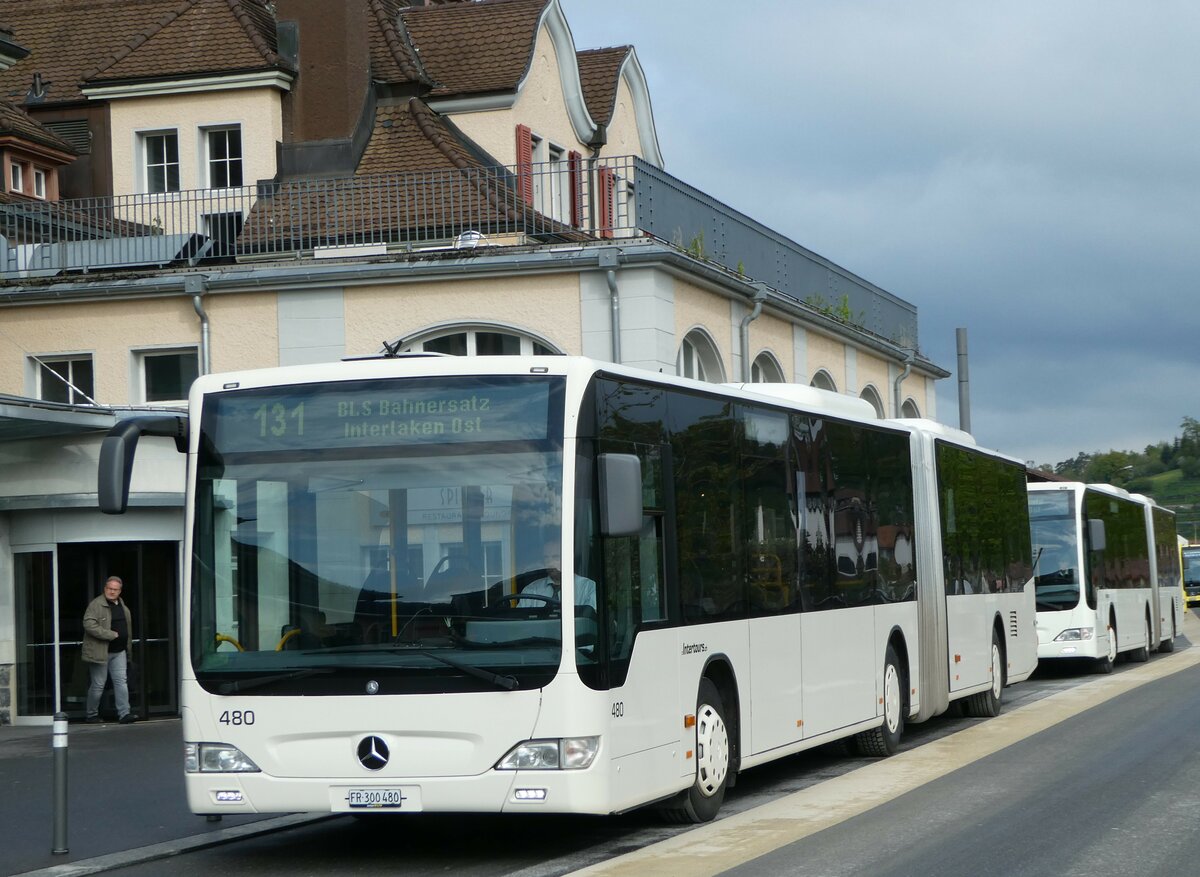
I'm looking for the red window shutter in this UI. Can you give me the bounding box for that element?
[598,165,615,239]
[568,150,583,227]
[515,124,533,207]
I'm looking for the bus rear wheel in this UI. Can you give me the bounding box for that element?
[658,678,730,824]
[1129,617,1152,663]
[1158,611,1177,653]
[963,631,1005,718]
[855,644,905,757]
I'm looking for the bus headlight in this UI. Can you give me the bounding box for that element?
[496,737,600,771]
[185,742,261,773]
[1053,628,1094,642]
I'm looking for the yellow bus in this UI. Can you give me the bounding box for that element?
[1183,539,1200,608]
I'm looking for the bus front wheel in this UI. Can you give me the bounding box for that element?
[658,678,730,824]
[1095,621,1116,674]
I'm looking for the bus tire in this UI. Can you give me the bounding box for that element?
[1130,617,1152,663]
[1094,619,1116,674]
[963,630,1005,718]
[658,678,730,824]
[1159,611,1177,653]
[855,644,905,757]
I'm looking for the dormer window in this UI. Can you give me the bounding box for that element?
[33,168,47,199]
[9,161,23,193]
[204,126,243,189]
[141,130,180,193]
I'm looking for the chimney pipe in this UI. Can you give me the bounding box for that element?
[956,327,971,434]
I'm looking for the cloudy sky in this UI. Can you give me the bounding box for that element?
[559,0,1199,467]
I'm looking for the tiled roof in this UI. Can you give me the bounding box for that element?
[368,0,426,85]
[576,46,628,128]
[238,96,588,251]
[357,97,485,176]
[0,0,284,105]
[398,0,549,98]
[85,0,287,85]
[0,98,75,154]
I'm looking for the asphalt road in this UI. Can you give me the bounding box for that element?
[51,645,1195,877]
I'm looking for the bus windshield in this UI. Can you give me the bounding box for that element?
[190,375,568,694]
[1028,491,1081,611]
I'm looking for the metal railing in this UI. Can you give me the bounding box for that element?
[0,154,918,346]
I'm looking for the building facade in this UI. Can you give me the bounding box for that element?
[0,0,945,724]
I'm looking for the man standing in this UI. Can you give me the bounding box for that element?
[82,576,137,724]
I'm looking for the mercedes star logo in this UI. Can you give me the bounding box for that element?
[357,735,390,771]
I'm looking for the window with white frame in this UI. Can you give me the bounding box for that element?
[33,167,47,199]
[400,328,557,357]
[9,161,23,193]
[139,348,199,402]
[35,355,94,405]
[676,331,725,383]
[750,352,785,383]
[204,126,243,189]
[531,136,570,223]
[810,369,838,392]
[141,131,180,193]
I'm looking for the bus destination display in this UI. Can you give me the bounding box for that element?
[206,377,558,452]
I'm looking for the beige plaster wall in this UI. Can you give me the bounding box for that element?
[0,292,279,403]
[857,350,890,409]
[207,292,280,373]
[673,278,732,379]
[450,24,587,164]
[1,297,200,404]
[746,312,794,378]
[342,273,582,356]
[806,332,846,390]
[108,87,283,196]
[602,71,644,160]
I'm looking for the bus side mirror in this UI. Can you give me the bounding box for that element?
[98,416,188,514]
[598,453,642,537]
[1087,518,1107,552]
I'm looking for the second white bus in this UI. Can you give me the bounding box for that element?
[1029,482,1179,671]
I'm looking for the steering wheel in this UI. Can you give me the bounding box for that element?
[491,591,560,609]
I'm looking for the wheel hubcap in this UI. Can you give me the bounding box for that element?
[695,702,729,797]
[883,664,901,733]
[1107,626,1117,662]
[991,643,1002,699]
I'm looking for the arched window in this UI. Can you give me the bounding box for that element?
[396,326,558,357]
[750,351,785,383]
[859,385,885,418]
[810,369,837,392]
[901,399,921,418]
[676,330,725,383]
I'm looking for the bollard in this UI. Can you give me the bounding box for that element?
[52,712,68,855]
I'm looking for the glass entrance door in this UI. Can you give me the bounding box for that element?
[56,542,179,720]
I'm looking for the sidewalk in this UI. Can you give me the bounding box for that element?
[0,717,308,877]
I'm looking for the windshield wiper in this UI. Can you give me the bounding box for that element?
[404,647,520,691]
[309,645,520,691]
[216,667,335,695]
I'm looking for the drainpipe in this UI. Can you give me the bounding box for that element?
[739,282,769,382]
[599,248,621,364]
[185,274,211,375]
[893,349,914,417]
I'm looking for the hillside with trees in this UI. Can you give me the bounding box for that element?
[1031,417,1200,541]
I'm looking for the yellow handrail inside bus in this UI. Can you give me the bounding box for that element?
[215,633,244,652]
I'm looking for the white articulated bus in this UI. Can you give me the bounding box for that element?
[1029,482,1178,672]
[99,356,1035,822]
